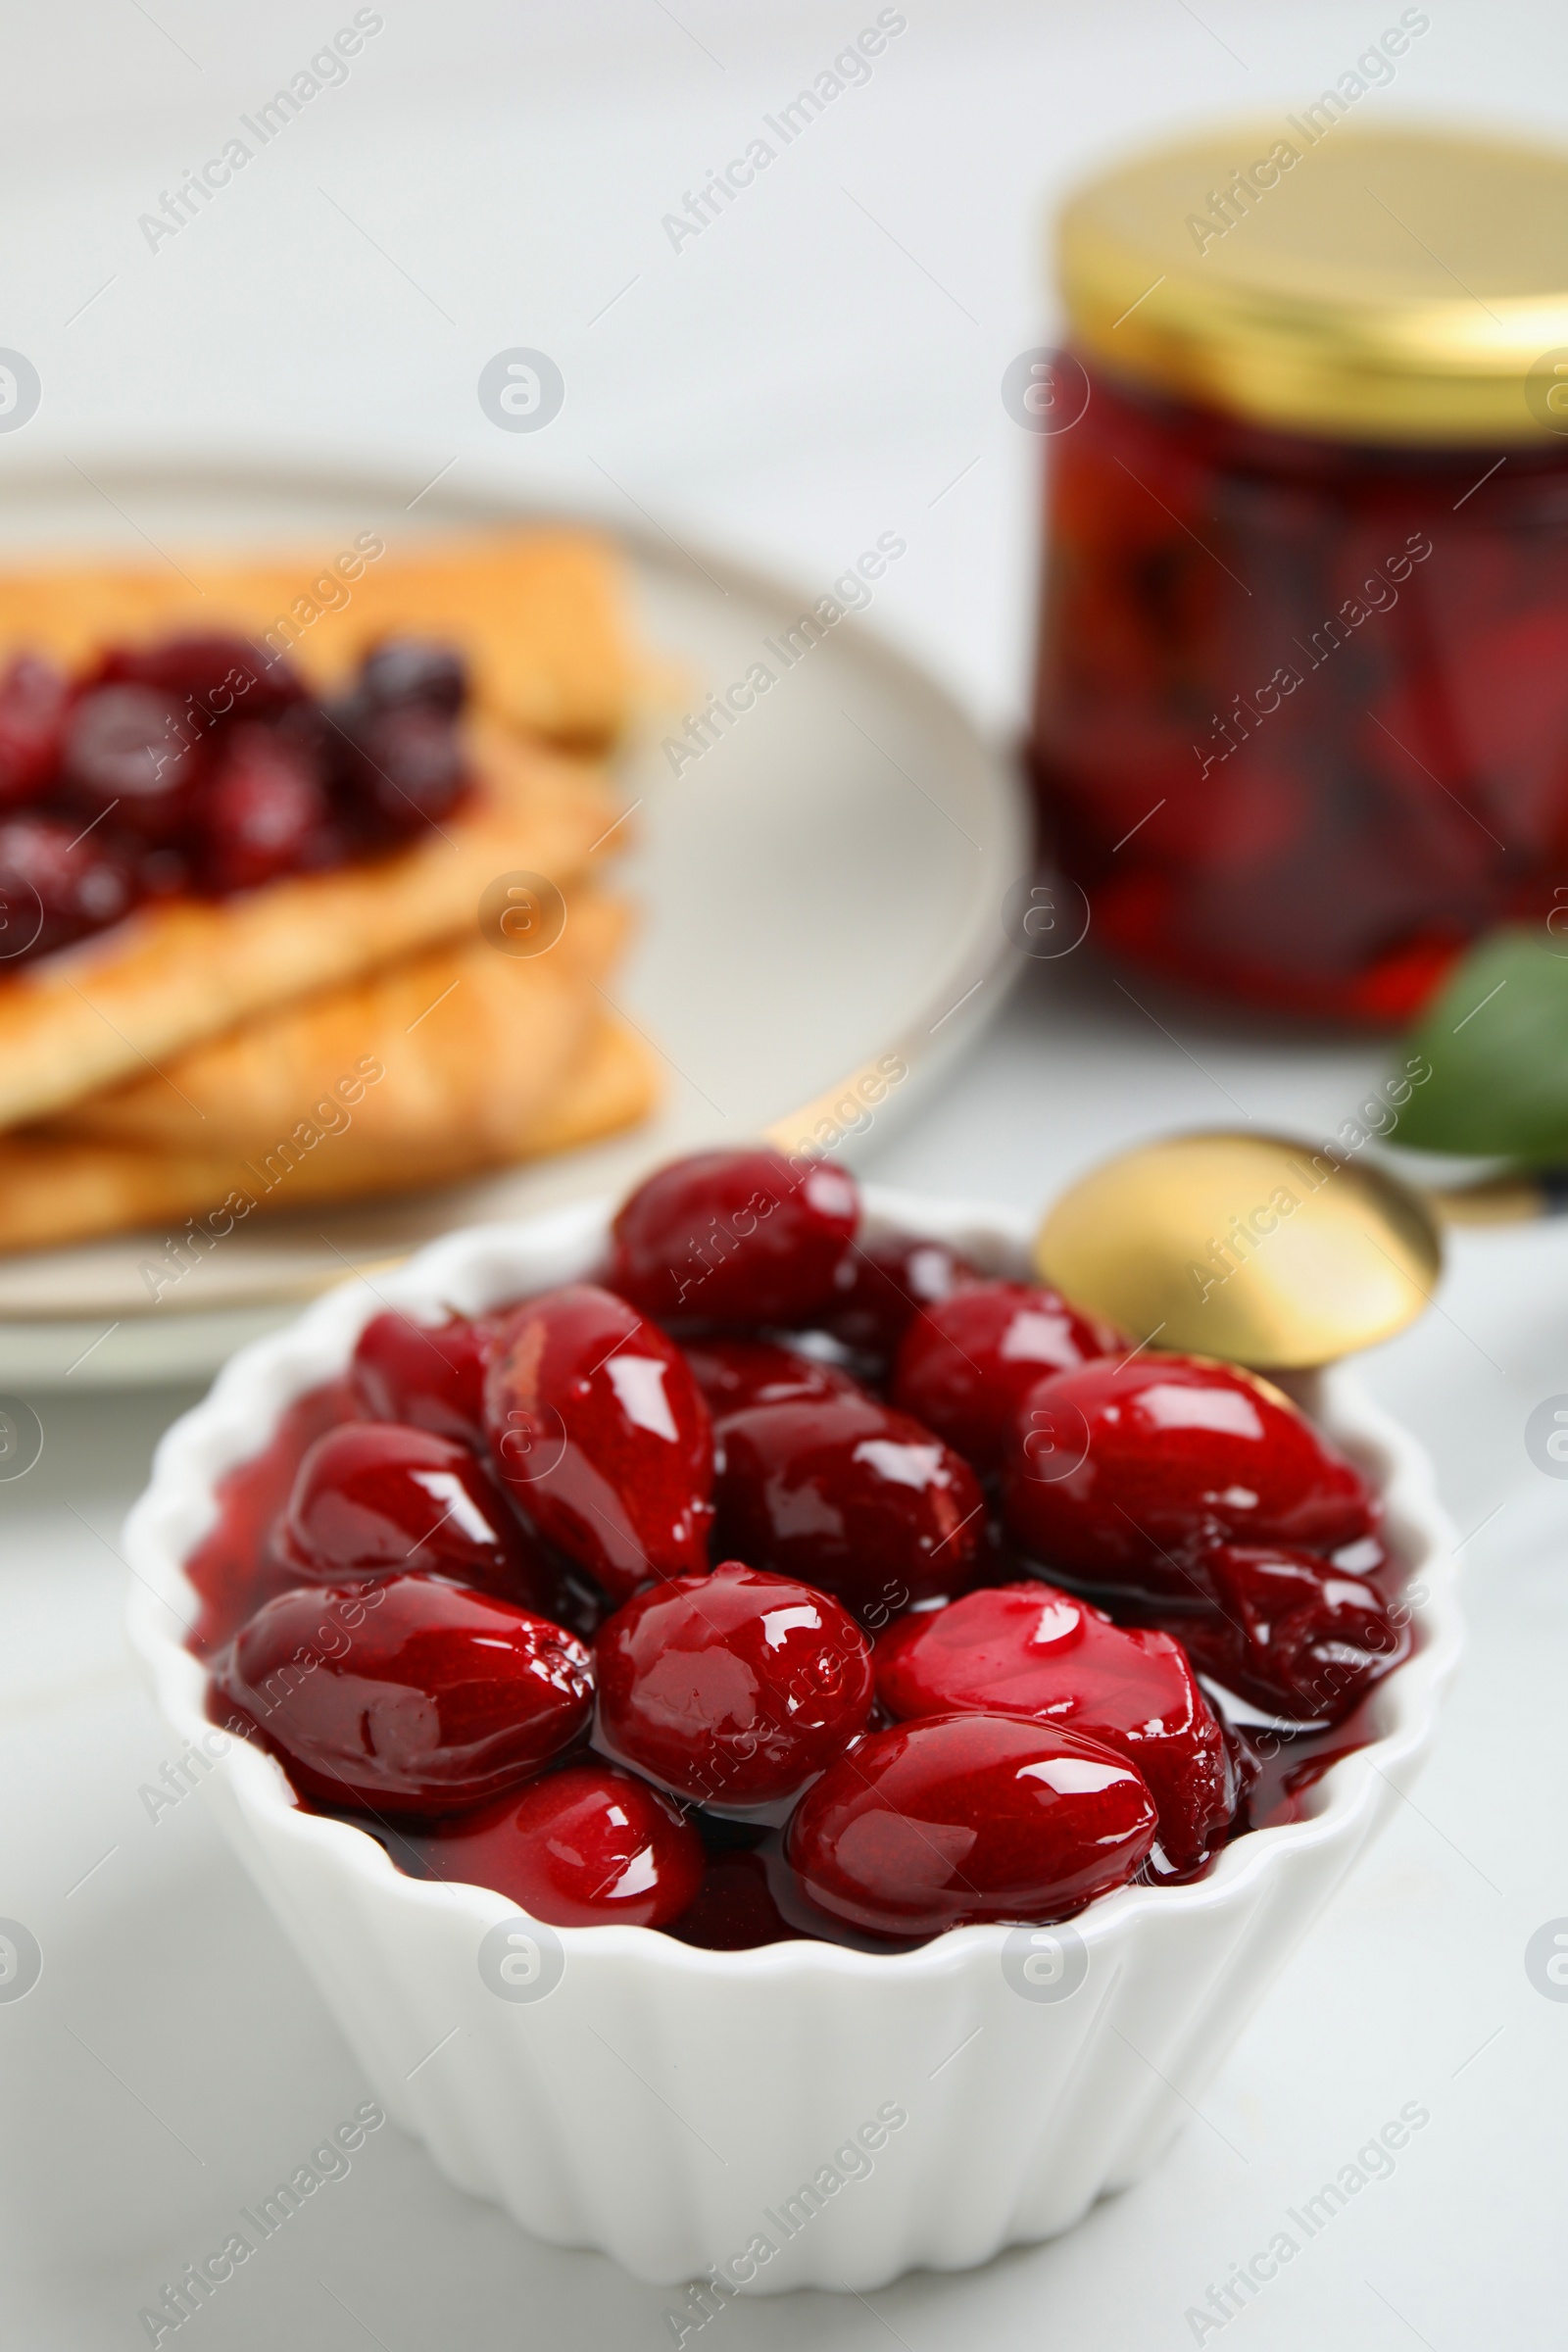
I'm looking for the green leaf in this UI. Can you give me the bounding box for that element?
[1397,926,1568,1163]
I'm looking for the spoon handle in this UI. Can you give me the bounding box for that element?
[1426,1170,1568,1224]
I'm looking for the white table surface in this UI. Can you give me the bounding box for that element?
[3,4,1566,2344]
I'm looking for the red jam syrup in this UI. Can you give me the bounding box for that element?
[184,1376,359,1657]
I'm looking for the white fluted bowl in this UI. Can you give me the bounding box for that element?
[123,1188,1462,2294]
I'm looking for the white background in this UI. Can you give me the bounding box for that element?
[2,4,1567,2345]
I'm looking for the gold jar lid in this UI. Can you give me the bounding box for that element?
[1059,120,1568,444]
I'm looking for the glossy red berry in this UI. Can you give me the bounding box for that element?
[823,1233,979,1363]
[874,1582,1231,1869]
[341,702,467,835]
[96,631,304,721]
[666,1849,805,1948]
[484,1283,714,1605]
[714,1394,986,1622]
[408,1761,703,1927]
[194,723,330,893]
[0,656,68,807]
[1149,1542,1406,1723]
[63,682,203,838]
[680,1337,861,1427]
[595,1561,874,1807]
[608,1148,858,1327]
[360,636,467,714]
[1002,1354,1378,1596]
[0,814,138,962]
[279,1421,551,1608]
[352,1310,491,1445]
[213,1575,593,1817]
[893,1279,1124,1470]
[786,1712,1156,1936]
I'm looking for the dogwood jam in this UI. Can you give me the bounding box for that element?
[1032,122,1568,1023]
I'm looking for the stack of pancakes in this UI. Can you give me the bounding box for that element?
[0,529,658,1254]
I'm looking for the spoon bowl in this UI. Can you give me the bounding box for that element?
[1033,1129,1444,1368]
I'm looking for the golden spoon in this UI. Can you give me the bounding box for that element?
[1033,1129,1446,1369]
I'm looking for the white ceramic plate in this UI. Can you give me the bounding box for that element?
[0,459,1029,1385]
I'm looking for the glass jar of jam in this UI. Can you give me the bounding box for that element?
[1031,122,1568,1024]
